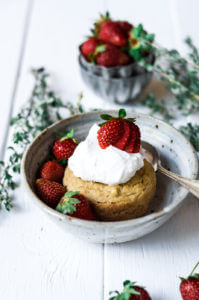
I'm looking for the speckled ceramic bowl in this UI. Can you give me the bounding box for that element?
[21,111,198,244]
[78,53,155,104]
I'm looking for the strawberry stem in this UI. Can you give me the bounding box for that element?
[118,108,126,118]
[190,261,199,277]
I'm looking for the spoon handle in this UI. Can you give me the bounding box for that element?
[158,165,199,198]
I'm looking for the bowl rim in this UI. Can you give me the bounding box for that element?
[21,110,198,228]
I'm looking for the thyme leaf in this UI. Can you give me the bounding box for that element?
[0,68,84,211]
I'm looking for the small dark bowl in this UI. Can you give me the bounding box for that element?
[78,56,154,103]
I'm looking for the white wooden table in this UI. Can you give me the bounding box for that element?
[1,1,199,299]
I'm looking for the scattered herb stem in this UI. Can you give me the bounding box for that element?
[0,68,84,210]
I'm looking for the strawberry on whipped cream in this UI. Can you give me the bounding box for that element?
[68,124,144,185]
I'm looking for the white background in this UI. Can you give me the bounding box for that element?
[0,0,199,299]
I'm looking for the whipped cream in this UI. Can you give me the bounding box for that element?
[68,124,144,185]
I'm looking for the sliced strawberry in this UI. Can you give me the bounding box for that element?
[97,119,124,149]
[132,123,141,153]
[112,120,130,150]
[124,123,137,153]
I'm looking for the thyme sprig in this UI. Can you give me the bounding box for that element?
[179,123,199,152]
[0,68,84,210]
[131,22,199,114]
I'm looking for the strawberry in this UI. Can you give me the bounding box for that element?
[96,44,129,67]
[97,109,140,152]
[99,20,127,46]
[56,191,95,221]
[109,280,151,300]
[97,119,124,149]
[118,21,133,35]
[81,37,99,60]
[124,123,141,153]
[53,129,77,162]
[180,262,199,300]
[40,161,64,182]
[36,178,66,208]
[113,120,130,150]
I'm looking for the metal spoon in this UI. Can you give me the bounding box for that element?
[142,141,199,198]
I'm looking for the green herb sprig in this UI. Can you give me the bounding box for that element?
[135,23,199,115]
[0,68,84,211]
[179,123,199,151]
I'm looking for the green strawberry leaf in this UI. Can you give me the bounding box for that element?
[100,114,113,120]
[60,129,74,142]
[132,24,143,38]
[56,191,80,215]
[145,33,155,42]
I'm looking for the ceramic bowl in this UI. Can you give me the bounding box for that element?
[78,53,155,104]
[21,111,198,244]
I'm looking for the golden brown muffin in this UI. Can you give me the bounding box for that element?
[63,160,156,221]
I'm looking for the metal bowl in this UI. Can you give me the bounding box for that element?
[21,111,198,244]
[79,56,153,103]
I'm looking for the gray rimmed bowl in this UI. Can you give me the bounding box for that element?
[78,56,154,104]
[21,111,198,244]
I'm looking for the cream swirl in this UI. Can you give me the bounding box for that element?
[68,124,144,185]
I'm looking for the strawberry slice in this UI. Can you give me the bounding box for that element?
[124,123,141,153]
[124,123,137,153]
[132,123,141,153]
[97,119,124,149]
[112,120,130,150]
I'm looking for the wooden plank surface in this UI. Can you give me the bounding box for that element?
[0,0,29,157]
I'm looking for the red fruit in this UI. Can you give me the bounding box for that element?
[124,123,141,153]
[113,120,130,150]
[96,44,129,67]
[81,37,99,60]
[53,130,77,162]
[130,286,151,300]
[97,119,124,149]
[99,20,127,46]
[109,280,151,300]
[180,262,199,300]
[97,109,141,153]
[56,192,95,221]
[118,21,133,35]
[36,178,66,208]
[40,161,64,182]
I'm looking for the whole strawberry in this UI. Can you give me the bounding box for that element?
[36,178,66,208]
[118,21,133,35]
[109,280,151,300]
[53,129,77,162]
[180,262,199,300]
[81,37,99,61]
[99,20,127,46]
[96,44,129,67]
[97,109,141,153]
[56,191,95,221]
[40,161,64,182]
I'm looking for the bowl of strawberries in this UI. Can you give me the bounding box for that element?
[21,110,198,243]
[79,12,155,103]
